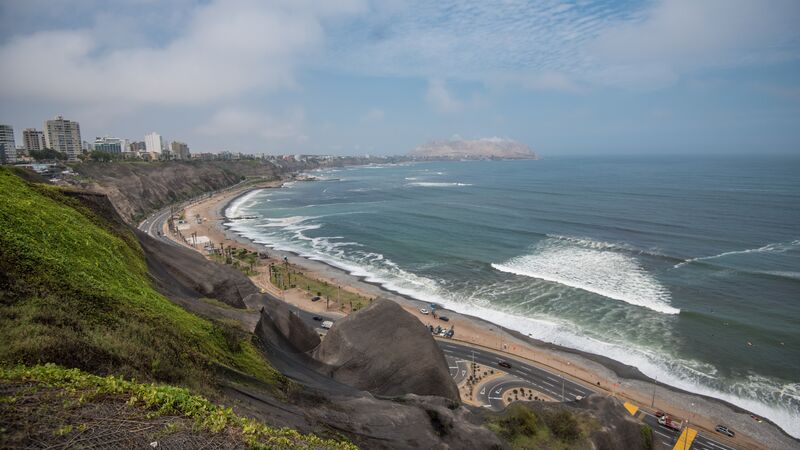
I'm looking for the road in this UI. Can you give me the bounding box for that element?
[137,195,744,450]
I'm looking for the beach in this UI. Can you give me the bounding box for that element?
[160,176,798,450]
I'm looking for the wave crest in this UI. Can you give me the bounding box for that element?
[493,238,679,314]
[675,239,800,268]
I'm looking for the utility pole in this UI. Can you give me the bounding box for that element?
[651,376,657,408]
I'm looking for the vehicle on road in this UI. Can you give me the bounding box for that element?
[654,410,665,418]
[498,360,512,369]
[715,425,735,437]
[658,415,682,431]
[439,316,449,321]
[420,308,429,315]
[312,316,323,321]
[750,414,763,423]
[321,320,334,330]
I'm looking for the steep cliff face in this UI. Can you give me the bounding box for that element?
[70,160,281,223]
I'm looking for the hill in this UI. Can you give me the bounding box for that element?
[410,137,538,160]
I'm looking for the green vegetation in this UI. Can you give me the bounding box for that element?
[0,167,280,389]
[89,150,124,162]
[269,262,371,312]
[486,404,594,450]
[640,425,654,450]
[28,148,66,161]
[0,364,357,449]
[211,246,260,276]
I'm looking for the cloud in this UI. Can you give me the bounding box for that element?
[426,79,462,113]
[589,0,800,88]
[198,106,307,143]
[0,0,365,106]
[322,0,800,91]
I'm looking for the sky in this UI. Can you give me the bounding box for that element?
[1,0,799,155]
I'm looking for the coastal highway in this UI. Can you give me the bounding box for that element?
[138,195,744,450]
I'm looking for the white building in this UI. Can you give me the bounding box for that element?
[44,115,82,162]
[145,132,163,154]
[0,124,16,164]
[23,128,46,153]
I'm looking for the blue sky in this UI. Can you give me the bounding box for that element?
[1,0,799,155]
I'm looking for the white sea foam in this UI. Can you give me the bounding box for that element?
[225,189,266,218]
[492,239,679,314]
[255,216,317,228]
[674,239,800,268]
[407,182,472,187]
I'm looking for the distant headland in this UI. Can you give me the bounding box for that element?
[410,137,538,160]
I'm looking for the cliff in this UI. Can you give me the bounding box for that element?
[411,137,538,160]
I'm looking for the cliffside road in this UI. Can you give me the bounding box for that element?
[137,197,746,450]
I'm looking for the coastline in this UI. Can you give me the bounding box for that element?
[168,179,799,450]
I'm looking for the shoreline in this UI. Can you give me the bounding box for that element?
[168,179,798,450]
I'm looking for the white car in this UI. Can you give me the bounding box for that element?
[321,320,334,330]
[420,308,429,315]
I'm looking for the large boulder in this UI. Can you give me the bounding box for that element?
[312,298,460,402]
[252,295,321,353]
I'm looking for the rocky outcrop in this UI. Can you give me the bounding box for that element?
[252,295,321,353]
[411,137,537,160]
[136,229,258,309]
[312,298,461,402]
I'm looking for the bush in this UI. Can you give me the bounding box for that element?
[544,410,580,442]
[641,425,654,450]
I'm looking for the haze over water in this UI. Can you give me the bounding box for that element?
[227,156,800,437]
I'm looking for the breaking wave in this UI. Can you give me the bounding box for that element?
[674,239,800,268]
[407,182,473,187]
[493,238,679,314]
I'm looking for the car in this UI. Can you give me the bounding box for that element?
[439,316,449,322]
[311,296,321,302]
[750,414,763,423]
[312,316,323,321]
[419,308,429,315]
[654,411,665,418]
[498,360,512,369]
[715,425,735,437]
[321,320,334,330]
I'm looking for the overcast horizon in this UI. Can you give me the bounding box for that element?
[1,0,799,156]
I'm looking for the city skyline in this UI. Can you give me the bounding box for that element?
[1,0,799,156]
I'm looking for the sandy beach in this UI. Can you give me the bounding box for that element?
[160,179,798,450]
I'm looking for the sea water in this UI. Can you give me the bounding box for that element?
[226,155,800,437]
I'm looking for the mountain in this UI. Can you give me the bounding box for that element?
[410,137,538,160]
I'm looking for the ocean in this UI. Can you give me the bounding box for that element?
[225,155,800,437]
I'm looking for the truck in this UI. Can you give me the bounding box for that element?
[658,415,682,431]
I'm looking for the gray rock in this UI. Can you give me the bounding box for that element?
[312,298,461,402]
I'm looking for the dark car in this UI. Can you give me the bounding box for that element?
[654,411,665,418]
[439,316,449,322]
[498,360,512,369]
[715,425,735,437]
[311,296,321,302]
[312,316,323,321]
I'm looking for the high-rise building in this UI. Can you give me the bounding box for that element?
[170,141,190,160]
[144,132,162,154]
[0,124,16,164]
[44,115,82,162]
[129,141,147,153]
[93,136,123,153]
[23,128,46,152]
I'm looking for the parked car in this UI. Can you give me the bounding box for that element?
[311,296,321,302]
[715,425,735,437]
[654,411,665,418]
[498,360,512,369]
[321,320,334,330]
[439,316,449,322]
[419,308,429,315]
[312,316,323,321]
[750,414,763,423]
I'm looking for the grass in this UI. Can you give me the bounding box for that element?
[0,364,357,449]
[486,404,596,450]
[269,263,372,312]
[0,167,281,389]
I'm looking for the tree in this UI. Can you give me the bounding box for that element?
[29,148,66,161]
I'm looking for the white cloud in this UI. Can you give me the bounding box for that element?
[426,79,462,113]
[198,106,307,143]
[0,0,366,106]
